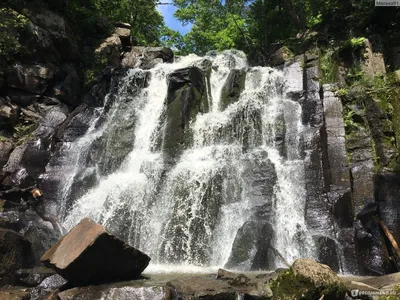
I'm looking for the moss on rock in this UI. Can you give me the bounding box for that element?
[270,259,346,300]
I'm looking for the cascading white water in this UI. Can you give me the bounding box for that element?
[61,50,315,271]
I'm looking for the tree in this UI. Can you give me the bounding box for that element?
[173,0,249,54]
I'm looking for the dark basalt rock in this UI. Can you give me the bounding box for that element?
[35,105,69,147]
[6,63,58,95]
[23,223,60,265]
[82,69,113,108]
[0,228,35,285]
[312,235,340,272]
[225,221,274,270]
[15,267,55,287]
[220,68,246,110]
[375,172,400,242]
[41,218,150,286]
[163,66,208,158]
[355,219,395,275]
[0,211,27,232]
[47,66,81,106]
[56,104,96,142]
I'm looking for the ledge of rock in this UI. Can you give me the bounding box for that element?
[40,218,150,286]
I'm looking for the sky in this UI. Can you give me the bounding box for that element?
[157,3,192,35]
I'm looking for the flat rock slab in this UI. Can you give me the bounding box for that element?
[41,218,150,285]
[358,272,400,289]
[58,285,172,300]
[0,289,30,300]
[167,276,237,300]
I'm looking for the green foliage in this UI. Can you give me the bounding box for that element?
[14,122,35,145]
[160,26,185,51]
[0,8,29,67]
[172,0,250,55]
[336,88,348,97]
[344,110,362,135]
[379,284,400,300]
[64,0,163,46]
[319,50,338,83]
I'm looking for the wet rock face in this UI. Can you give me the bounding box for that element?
[225,221,274,270]
[355,218,395,276]
[375,172,400,243]
[163,66,209,158]
[220,68,246,110]
[41,218,150,285]
[312,235,340,272]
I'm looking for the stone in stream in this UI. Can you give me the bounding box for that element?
[40,218,150,285]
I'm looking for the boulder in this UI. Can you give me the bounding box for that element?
[40,218,150,285]
[271,259,346,299]
[95,34,122,69]
[0,141,14,170]
[0,228,34,285]
[217,269,251,287]
[269,46,293,66]
[292,259,343,286]
[23,223,60,265]
[244,281,273,299]
[6,63,57,95]
[35,105,69,147]
[217,269,237,281]
[5,89,41,107]
[56,104,96,142]
[24,7,77,59]
[121,47,174,69]
[114,27,131,49]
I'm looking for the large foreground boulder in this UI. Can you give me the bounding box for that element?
[40,218,150,285]
[271,259,346,300]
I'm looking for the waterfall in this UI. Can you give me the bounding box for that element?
[60,50,315,271]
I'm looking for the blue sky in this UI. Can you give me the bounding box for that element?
[157,4,192,35]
